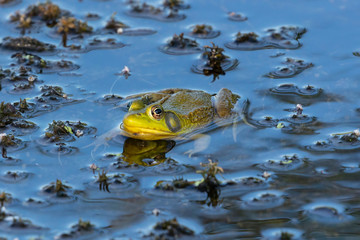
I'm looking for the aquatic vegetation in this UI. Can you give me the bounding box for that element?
[162,0,190,10]
[57,17,93,47]
[42,179,72,198]
[45,120,76,142]
[0,134,23,158]
[0,191,12,207]
[196,159,223,191]
[97,170,110,192]
[302,202,353,224]
[10,217,39,229]
[240,190,285,210]
[147,218,194,239]
[105,12,129,33]
[14,1,62,23]
[261,228,304,240]
[260,154,306,171]
[265,58,314,78]
[92,170,138,193]
[0,0,18,4]
[14,14,32,33]
[57,219,98,239]
[0,170,32,183]
[306,129,360,152]
[11,52,80,73]
[0,36,56,52]
[155,177,193,191]
[269,83,324,104]
[95,94,123,105]
[160,33,201,55]
[225,26,306,50]
[35,85,80,106]
[189,24,220,39]
[228,12,248,21]
[0,102,22,127]
[128,1,186,22]
[64,37,125,53]
[192,42,239,82]
[41,120,95,145]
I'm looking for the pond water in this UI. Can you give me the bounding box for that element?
[1,0,360,239]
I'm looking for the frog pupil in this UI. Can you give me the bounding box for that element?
[154,108,162,115]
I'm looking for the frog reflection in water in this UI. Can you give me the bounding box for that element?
[121,138,175,166]
[120,88,240,140]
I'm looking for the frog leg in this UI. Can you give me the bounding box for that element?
[232,98,260,141]
[213,88,240,118]
[184,133,211,157]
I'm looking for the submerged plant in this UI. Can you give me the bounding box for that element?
[235,32,259,43]
[153,218,194,238]
[57,17,76,47]
[163,0,184,10]
[192,24,212,35]
[0,191,11,207]
[97,170,110,192]
[168,33,198,48]
[42,179,71,198]
[196,159,224,206]
[332,129,360,142]
[201,42,229,81]
[57,17,92,47]
[105,12,129,31]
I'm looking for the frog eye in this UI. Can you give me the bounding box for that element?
[151,105,163,120]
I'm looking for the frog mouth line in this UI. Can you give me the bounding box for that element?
[120,123,176,139]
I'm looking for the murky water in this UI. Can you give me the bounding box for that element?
[1,0,360,239]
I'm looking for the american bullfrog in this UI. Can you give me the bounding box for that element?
[120,88,241,140]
